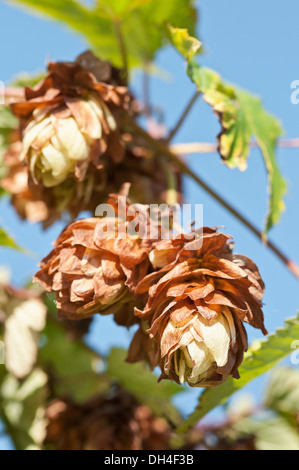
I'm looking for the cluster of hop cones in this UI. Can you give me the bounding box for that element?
[1,51,267,390]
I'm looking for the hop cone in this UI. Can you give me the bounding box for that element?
[34,195,156,325]
[130,228,267,387]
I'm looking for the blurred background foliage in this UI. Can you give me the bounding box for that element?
[0,0,299,450]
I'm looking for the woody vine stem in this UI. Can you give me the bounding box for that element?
[128,119,299,282]
[4,86,299,281]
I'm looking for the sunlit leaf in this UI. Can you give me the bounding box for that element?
[39,313,109,402]
[188,63,286,234]
[0,369,48,450]
[4,298,47,380]
[266,367,299,427]
[234,416,299,451]
[167,25,201,61]
[107,348,182,423]
[10,0,197,68]
[168,26,286,234]
[0,228,23,251]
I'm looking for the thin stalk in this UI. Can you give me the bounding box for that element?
[129,121,299,281]
[171,138,299,155]
[159,157,179,206]
[143,62,151,118]
[167,91,200,142]
[114,19,128,85]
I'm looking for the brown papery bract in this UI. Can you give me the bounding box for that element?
[33,195,157,324]
[4,53,177,228]
[129,227,267,388]
[1,139,174,228]
[11,54,131,188]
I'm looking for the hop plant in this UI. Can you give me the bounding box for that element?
[3,53,179,228]
[33,194,159,325]
[11,53,131,188]
[130,228,267,387]
[3,0,299,453]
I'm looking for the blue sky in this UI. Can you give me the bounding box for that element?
[1,0,299,449]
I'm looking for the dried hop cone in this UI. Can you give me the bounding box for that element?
[11,52,131,189]
[132,228,267,388]
[33,195,154,326]
[45,391,171,451]
[4,53,177,228]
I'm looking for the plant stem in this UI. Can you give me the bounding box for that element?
[129,121,299,281]
[159,157,179,206]
[143,62,151,118]
[167,91,200,142]
[171,142,218,154]
[114,19,128,85]
[171,138,299,155]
